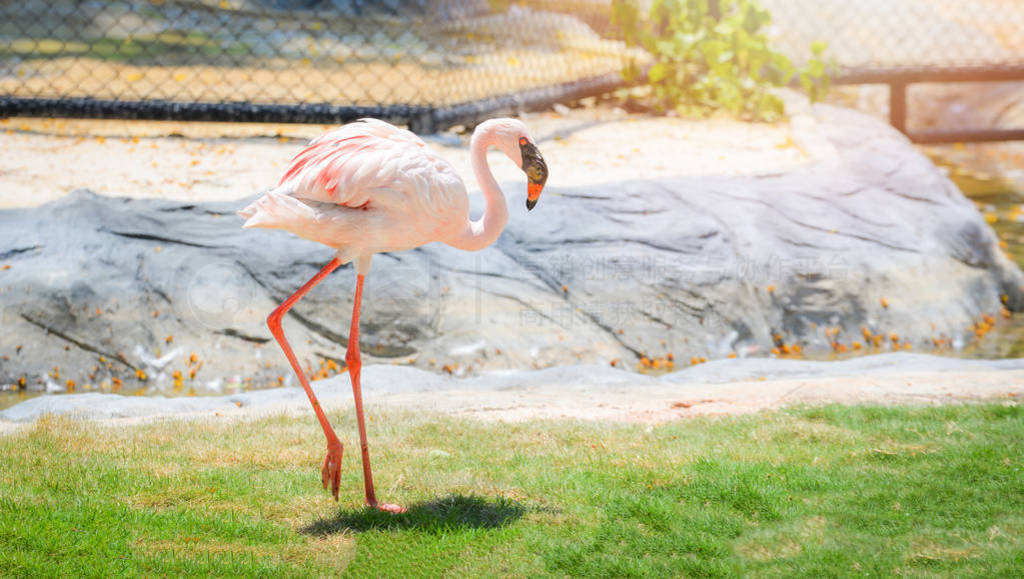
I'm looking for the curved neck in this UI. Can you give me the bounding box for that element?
[448,126,509,251]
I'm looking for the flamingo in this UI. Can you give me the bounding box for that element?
[237,118,548,512]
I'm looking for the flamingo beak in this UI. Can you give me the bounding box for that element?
[520,138,547,212]
[526,182,543,211]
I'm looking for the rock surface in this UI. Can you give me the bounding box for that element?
[0,104,1021,394]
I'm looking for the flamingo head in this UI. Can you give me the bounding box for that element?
[518,135,548,211]
[481,118,549,211]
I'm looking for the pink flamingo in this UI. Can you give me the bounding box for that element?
[238,118,548,512]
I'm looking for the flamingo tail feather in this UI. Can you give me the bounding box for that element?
[238,191,316,230]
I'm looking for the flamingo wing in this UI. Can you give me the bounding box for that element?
[275,119,462,219]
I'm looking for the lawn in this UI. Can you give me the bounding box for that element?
[1,403,1021,577]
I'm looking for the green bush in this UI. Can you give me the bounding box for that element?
[612,0,832,121]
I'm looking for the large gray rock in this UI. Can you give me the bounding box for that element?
[0,104,1020,395]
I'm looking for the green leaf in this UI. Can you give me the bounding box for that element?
[649,62,670,83]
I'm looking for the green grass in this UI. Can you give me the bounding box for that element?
[1,403,1022,576]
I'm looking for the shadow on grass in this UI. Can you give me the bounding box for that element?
[300,494,527,535]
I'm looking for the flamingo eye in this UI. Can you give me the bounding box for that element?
[518,137,528,146]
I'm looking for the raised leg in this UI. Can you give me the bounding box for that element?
[347,274,405,513]
[267,256,345,500]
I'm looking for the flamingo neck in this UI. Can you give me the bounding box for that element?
[448,125,509,251]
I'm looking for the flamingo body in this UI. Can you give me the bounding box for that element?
[239,118,539,270]
[238,118,548,510]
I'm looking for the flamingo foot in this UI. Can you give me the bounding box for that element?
[374,503,407,514]
[321,437,343,501]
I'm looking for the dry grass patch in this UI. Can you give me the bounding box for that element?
[736,515,828,562]
[139,533,356,575]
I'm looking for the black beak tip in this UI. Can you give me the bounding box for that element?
[526,198,537,211]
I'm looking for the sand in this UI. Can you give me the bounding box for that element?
[0,100,823,209]
[1,354,1021,433]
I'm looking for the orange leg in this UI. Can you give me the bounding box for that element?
[347,274,405,513]
[267,257,345,500]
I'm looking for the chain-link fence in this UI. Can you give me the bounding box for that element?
[0,1,642,129]
[764,0,1024,72]
[1,1,1023,130]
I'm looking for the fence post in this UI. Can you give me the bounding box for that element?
[889,81,908,135]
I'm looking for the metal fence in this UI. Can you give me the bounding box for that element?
[763,0,1024,142]
[1,1,1023,133]
[0,0,642,131]
[764,0,1024,72]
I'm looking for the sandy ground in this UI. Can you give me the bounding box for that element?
[0,54,628,108]
[2,355,1021,433]
[377,372,1024,424]
[0,102,824,209]
[4,87,1020,211]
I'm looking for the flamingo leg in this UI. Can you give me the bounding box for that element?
[267,256,345,500]
[346,274,405,513]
